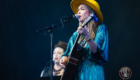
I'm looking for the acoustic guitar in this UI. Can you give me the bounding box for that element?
[60,14,94,80]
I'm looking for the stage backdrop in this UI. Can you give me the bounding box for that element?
[0,0,140,80]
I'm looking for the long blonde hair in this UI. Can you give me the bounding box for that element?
[79,4,99,40]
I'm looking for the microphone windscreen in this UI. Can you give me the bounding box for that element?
[74,14,79,19]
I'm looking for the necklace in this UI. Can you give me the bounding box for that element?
[53,67,63,76]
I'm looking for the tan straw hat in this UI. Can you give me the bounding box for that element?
[70,0,103,23]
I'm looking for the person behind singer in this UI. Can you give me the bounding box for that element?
[40,41,67,77]
[60,0,108,80]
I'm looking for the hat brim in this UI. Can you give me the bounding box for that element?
[70,0,103,23]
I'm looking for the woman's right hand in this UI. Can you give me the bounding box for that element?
[60,56,68,68]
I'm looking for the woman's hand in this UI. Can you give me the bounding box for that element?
[77,25,97,54]
[60,56,68,68]
[77,26,90,39]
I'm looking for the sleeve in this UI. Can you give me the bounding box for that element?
[91,24,109,63]
[40,62,51,77]
[62,31,78,57]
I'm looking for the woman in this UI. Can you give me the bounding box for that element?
[40,41,67,77]
[60,0,108,80]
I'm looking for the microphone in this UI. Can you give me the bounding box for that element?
[62,14,79,19]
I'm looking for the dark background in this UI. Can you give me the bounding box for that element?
[0,0,140,80]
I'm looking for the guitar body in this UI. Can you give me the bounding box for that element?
[60,43,82,80]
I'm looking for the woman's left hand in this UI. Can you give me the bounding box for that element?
[77,26,90,38]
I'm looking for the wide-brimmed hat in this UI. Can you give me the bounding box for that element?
[70,0,103,23]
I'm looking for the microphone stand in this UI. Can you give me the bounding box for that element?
[36,19,70,80]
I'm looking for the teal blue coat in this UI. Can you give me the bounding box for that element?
[62,24,108,80]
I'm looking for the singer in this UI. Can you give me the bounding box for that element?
[60,0,108,80]
[40,41,67,77]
